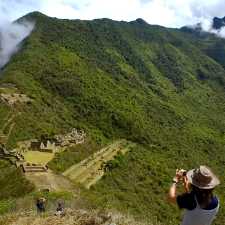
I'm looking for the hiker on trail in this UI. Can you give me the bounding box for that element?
[55,201,65,217]
[36,197,46,213]
[168,165,220,225]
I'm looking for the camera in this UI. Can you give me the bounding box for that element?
[177,169,187,177]
[182,171,187,176]
[180,169,187,176]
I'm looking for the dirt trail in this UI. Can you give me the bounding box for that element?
[2,113,16,133]
[6,122,15,141]
[0,111,17,144]
[25,170,75,191]
[63,140,135,189]
[1,111,12,126]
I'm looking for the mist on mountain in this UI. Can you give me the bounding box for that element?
[0,20,34,69]
[183,16,225,38]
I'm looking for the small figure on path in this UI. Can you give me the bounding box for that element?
[36,197,46,213]
[55,201,65,217]
[168,165,220,225]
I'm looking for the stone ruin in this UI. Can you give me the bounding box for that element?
[17,129,86,154]
[0,83,32,106]
[17,139,57,153]
[54,128,86,147]
[0,128,86,173]
[22,163,48,173]
[0,144,25,165]
[30,140,56,153]
[0,93,32,106]
[20,128,86,173]
[0,144,47,172]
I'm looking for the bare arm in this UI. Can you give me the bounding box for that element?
[168,177,178,204]
[168,169,188,204]
[183,176,190,193]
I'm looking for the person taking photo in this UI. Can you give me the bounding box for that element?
[168,165,220,225]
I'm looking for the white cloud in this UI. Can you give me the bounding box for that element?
[0,0,225,28]
[0,21,34,69]
[217,27,225,38]
[1,0,225,70]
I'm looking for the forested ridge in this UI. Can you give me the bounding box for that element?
[0,12,225,224]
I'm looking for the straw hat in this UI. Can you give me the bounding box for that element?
[186,165,220,189]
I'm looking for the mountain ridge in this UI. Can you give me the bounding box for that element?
[0,12,225,225]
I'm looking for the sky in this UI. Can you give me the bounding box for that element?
[0,0,225,28]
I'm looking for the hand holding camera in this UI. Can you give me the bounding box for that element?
[176,169,187,178]
[173,169,187,184]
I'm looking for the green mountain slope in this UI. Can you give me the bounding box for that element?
[0,12,225,224]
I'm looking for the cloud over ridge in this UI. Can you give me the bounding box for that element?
[1,0,225,28]
[0,20,34,69]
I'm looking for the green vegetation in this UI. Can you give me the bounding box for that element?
[48,139,102,173]
[0,199,15,215]
[0,12,225,224]
[0,160,34,200]
[85,144,225,225]
[0,190,74,218]
[23,151,54,164]
[31,190,74,202]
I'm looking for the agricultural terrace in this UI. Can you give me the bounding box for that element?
[23,151,54,165]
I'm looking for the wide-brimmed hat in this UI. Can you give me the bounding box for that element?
[186,165,220,189]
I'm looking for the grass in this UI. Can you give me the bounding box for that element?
[0,190,75,215]
[84,143,225,225]
[48,139,103,173]
[0,160,34,201]
[0,199,16,215]
[23,151,54,165]
[0,87,18,94]
[31,190,74,201]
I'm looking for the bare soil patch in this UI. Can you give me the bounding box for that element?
[25,170,74,191]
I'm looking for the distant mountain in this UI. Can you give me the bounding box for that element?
[181,16,225,33]
[0,12,225,224]
[213,16,225,30]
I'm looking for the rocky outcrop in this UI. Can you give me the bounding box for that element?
[55,128,86,147]
[0,93,32,106]
[0,144,23,164]
[1,208,148,225]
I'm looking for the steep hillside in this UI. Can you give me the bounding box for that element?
[0,12,225,224]
[180,22,225,69]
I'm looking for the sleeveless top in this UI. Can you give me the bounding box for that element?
[181,196,219,225]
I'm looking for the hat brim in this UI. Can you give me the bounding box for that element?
[186,169,220,189]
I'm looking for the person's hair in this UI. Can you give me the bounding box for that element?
[192,185,214,207]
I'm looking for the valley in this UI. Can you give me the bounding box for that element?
[0,11,225,225]
[0,91,134,191]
